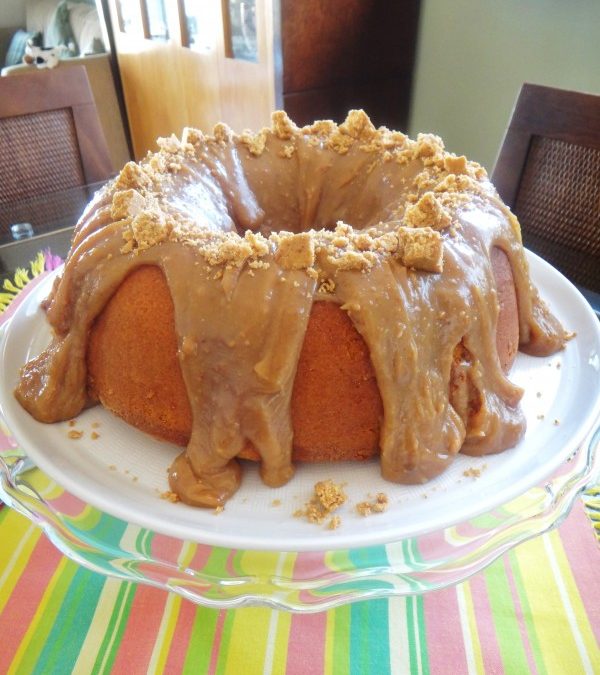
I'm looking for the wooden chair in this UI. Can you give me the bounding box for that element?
[492,83,600,309]
[0,66,113,242]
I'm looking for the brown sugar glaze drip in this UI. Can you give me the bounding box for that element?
[14,111,568,508]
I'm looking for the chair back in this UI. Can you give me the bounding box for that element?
[0,66,113,240]
[492,83,600,297]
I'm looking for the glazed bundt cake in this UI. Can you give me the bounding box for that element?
[15,110,568,508]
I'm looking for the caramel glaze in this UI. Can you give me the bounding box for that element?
[14,111,568,508]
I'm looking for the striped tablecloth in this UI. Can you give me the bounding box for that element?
[1,255,599,674]
[1,486,599,674]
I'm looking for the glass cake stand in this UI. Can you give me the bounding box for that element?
[1,425,598,612]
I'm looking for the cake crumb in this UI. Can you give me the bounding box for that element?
[68,430,83,440]
[160,490,180,503]
[108,464,116,471]
[214,505,224,514]
[296,479,347,525]
[279,144,296,159]
[328,515,341,530]
[91,431,100,440]
[91,422,100,429]
[318,278,336,293]
[356,492,389,516]
[272,499,282,507]
[463,465,486,479]
[68,420,77,427]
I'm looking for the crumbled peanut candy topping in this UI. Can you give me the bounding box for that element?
[356,492,389,516]
[160,490,181,503]
[106,109,492,277]
[462,464,487,479]
[274,232,315,270]
[294,479,347,525]
[403,192,452,231]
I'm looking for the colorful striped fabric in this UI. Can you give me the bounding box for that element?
[1,256,599,673]
[1,471,599,674]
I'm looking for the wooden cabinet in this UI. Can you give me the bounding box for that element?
[103,0,420,159]
[280,0,421,130]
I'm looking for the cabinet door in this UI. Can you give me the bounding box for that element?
[107,0,278,158]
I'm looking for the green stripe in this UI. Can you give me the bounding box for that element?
[406,595,420,674]
[415,595,430,675]
[33,566,106,674]
[407,535,430,674]
[135,527,153,557]
[202,547,232,579]
[484,560,530,673]
[91,581,137,675]
[350,600,390,674]
[333,604,351,674]
[12,561,78,673]
[182,607,220,674]
[214,611,236,675]
[508,549,548,675]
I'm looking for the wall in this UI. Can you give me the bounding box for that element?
[0,0,26,27]
[409,0,600,171]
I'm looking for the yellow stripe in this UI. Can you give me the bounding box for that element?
[8,557,73,674]
[223,607,272,674]
[457,582,485,674]
[71,579,124,674]
[270,609,292,675]
[543,532,599,673]
[513,531,591,675]
[147,592,182,674]
[0,513,41,616]
[260,554,294,675]
[147,540,197,674]
[324,609,336,675]
[0,470,69,619]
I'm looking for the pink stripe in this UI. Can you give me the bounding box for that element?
[470,572,503,672]
[292,551,332,580]
[150,532,184,562]
[186,542,213,571]
[423,585,469,673]
[47,492,88,517]
[285,612,327,674]
[0,534,62,673]
[162,596,198,672]
[111,586,168,673]
[207,610,227,675]
[0,427,18,451]
[557,500,600,644]
[503,555,539,674]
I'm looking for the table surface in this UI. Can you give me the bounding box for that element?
[1,231,599,673]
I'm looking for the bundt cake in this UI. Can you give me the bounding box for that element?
[15,110,568,508]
